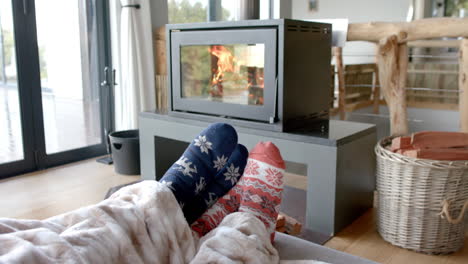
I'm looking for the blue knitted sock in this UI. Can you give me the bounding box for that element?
[183,144,248,224]
[160,123,238,208]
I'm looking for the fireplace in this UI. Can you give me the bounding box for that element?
[166,19,332,132]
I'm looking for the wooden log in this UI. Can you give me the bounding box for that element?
[347,18,468,43]
[411,131,468,149]
[398,42,409,133]
[154,26,167,75]
[153,26,168,111]
[276,226,287,233]
[460,38,468,132]
[155,75,168,111]
[402,148,468,160]
[376,35,409,136]
[282,214,302,235]
[334,47,346,120]
[396,147,417,155]
[390,136,411,152]
[276,214,286,228]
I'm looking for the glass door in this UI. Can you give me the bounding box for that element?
[33,0,111,167]
[36,0,102,154]
[0,0,36,177]
[0,0,112,178]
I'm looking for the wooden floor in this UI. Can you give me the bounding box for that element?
[1,158,467,263]
[0,158,137,219]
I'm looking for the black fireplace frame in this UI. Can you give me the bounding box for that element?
[166,19,332,132]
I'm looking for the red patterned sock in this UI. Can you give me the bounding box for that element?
[238,142,285,241]
[191,142,285,240]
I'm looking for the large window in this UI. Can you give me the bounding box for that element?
[444,0,467,17]
[168,0,271,23]
[168,0,237,23]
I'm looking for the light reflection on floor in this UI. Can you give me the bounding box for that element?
[0,85,101,164]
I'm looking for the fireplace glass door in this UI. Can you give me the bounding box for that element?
[171,29,277,122]
[181,44,265,106]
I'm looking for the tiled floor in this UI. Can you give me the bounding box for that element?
[0,85,101,164]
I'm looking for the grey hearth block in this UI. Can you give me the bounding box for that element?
[139,111,377,236]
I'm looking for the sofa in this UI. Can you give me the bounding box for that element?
[275,232,376,263]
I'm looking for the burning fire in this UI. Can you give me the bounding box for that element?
[207,44,264,105]
[210,45,236,97]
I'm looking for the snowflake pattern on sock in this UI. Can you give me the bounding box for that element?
[264,167,283,188]
[213,155,228,171]
[204,192,217,208]
[194,135,212,154]
[159,123,238,208]
[244,160,260,175]
[195,177,206,195]
[183,144,248,225]
[223,164,240,185]
[174,156,198,177]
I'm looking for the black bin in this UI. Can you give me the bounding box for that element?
[109,130,140,175]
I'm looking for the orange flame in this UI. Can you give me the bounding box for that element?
[210,45,235,85]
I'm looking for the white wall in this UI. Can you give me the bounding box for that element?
[292,0,411,64]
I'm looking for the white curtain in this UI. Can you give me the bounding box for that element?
[113,0,155,130]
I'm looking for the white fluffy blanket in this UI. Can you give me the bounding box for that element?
[0,181,324,264]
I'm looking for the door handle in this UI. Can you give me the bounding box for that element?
[101,67,110,86]
[112,69,118,86]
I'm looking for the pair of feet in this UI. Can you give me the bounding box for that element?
[159,123,285,241]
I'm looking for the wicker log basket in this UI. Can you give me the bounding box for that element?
[375,137,468,254]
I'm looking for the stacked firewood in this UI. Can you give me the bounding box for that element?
[390,131,468,160]
[275,213,302,235]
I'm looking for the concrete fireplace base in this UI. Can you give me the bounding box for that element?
[139,111,376,236]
